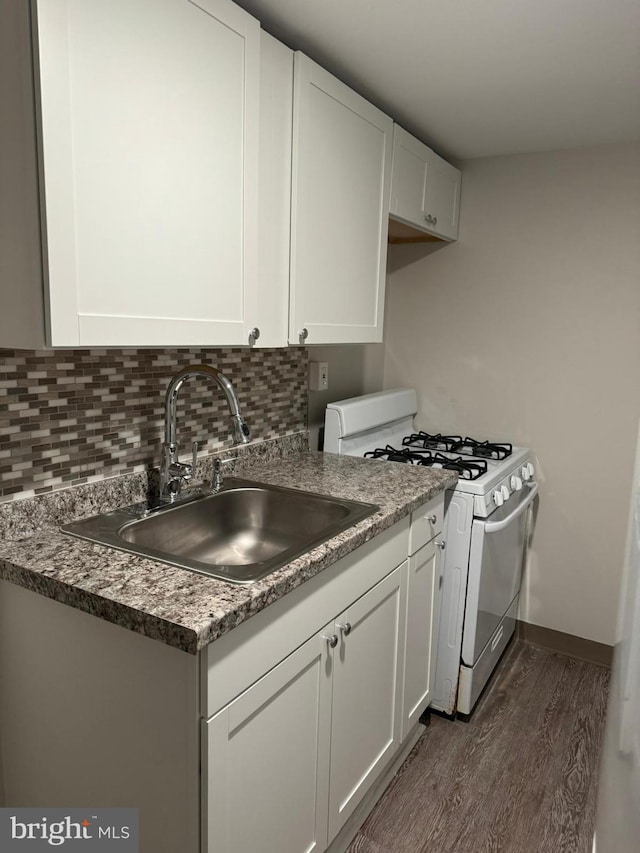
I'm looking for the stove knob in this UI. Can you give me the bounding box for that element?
[510,475,523,491]
[521,465,531,482]
[501,484,510,501]
[492,489,504,507]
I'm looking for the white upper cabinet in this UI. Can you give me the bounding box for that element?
[254,32,292,348]
[289,53,393,345]
[390,126,461,242]
[32,0,260,347]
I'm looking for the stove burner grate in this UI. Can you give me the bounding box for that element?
[364,446,488,479]
[427,452,488,480]
[364,445,427,464]
[450,438,513,459]
[402,432,462,453]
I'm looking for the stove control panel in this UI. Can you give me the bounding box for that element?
[476,457,534,517]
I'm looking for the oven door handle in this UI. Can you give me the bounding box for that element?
[484,483,539,534]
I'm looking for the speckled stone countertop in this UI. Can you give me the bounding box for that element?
[0,445,456,654]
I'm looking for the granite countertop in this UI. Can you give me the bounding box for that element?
[0,449,456,654]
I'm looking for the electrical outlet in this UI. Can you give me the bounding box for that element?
[308,361,329,391]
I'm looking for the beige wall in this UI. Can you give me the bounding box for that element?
[379,142,640,645]
[307,344,384,449]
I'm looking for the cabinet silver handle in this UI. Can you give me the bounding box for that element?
[324,634,338,648]
[299,328,309,343]
[436,540,446,550]
[337,622,352,637]
[433,216,437,226]
[248,327,260,345]
[428,514,437,524]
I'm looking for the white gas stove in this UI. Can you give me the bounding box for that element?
[324,388,538,716]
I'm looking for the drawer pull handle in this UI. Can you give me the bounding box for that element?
[337,622,352,637]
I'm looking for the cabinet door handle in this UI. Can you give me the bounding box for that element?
[248,327,260,346]
[436,540,446,550]
[337,622,352,637]
[428,514,437,524]
[299,328,309,343]
[323,634,338,648]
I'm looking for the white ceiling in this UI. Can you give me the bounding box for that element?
[235,0,640,162]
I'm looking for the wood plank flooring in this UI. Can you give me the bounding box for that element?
[348,640,610,853]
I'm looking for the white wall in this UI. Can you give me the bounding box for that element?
[380,142,640,645]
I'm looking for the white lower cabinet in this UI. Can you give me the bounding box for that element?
[327,567,404,841]
[402,540,441,737]
[203,566,404,853]
[204,626,333,853]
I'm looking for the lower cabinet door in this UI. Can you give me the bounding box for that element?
[327,565,405,841]
[204,627,333,853]
[401,541,440,738]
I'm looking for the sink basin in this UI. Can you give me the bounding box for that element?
[62,479,379,584]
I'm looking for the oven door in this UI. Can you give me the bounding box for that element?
[461,483,538,666]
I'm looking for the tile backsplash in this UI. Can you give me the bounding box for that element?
[0,347,308,501]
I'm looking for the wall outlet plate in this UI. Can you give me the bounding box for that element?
[308,361,329,391]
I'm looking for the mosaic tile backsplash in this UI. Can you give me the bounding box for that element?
[0,347,308,501]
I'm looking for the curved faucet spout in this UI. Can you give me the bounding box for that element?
[160,364,250,502]
[164,364,250,447]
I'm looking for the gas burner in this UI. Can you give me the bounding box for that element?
[364,445,426,464]
[402,431,462,453]
[422,453,488,480]
[450,438,513,460]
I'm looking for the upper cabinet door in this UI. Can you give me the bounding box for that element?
[390,126,461,242]
[254,31,292,349]
[290,53,393,345]
[34,0,260,347]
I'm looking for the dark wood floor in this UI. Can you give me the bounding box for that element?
[348,640,610,853]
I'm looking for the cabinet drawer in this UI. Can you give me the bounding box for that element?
[409,495,444,554]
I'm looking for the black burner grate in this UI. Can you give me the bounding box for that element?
[364,446,488,479]
[450,437,513,459]
[402,432,462,453]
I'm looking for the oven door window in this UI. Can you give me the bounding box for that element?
[461,489,531,666]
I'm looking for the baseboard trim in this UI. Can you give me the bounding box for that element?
[517,620,613,668]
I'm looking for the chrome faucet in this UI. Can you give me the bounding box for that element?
[159,364,250,502]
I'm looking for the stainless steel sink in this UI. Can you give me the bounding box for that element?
[62,479,379,584]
